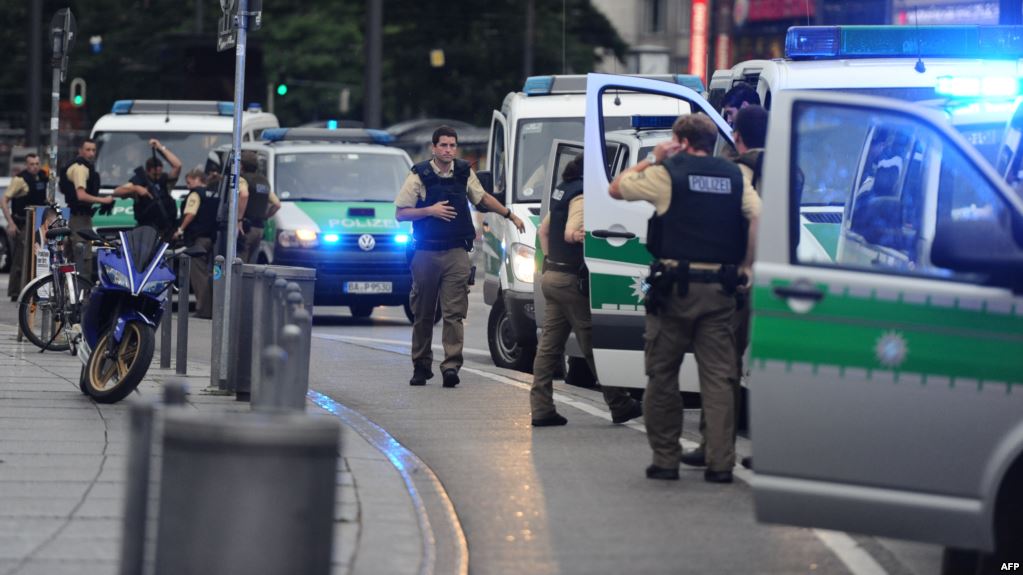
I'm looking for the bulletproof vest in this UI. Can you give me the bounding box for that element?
[647,152,746,264]
[11,170,49,225]
[132,169,177,232]
[735,149,764,193]
[242,172,272,226]
[59,157,100,215]
[185,186,220,243]
[546,178,584,270]
[411,159,476,247]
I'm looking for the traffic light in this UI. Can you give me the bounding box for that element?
[276,83,288,96]
[70,77,86,107]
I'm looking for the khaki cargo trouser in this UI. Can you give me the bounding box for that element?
[69,214,95,283]
[409,247,470,372]
[188,236,214,319]
[530,270,634,419]
[239,226,263,263]
[644,283,737,472]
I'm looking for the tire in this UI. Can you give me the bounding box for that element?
[403,301,442,325]
[349,304,374,319]
[565,355,599,388]
[940,548,995,575]
[18,274,93,352]
[83,322,155,404]
[487,299,535,373]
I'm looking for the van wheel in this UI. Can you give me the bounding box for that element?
[565,356,598,388]
[487,299,534,373]
[940,548,995,575]
[349,304,374,319]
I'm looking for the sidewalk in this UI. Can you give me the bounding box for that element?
[0,321,422,575]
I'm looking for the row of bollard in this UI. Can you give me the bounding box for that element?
[158,254,191,375]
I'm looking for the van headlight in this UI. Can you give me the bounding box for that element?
[102,263,131,288]
[278,228,318,248]
[509,242,535,284]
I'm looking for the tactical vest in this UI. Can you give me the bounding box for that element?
[735,149,764,193]
[132,169,177,233]
[11,170,49,225]
[646,153,746,264]
[546,178,584,270]
[184,186,220,243]
[59,157,100,216]
[242,172,272,226]
[411,159,476,249]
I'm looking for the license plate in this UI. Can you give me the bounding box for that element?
[345,281,392,294]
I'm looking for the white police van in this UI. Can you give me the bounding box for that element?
[89,100,278,232]
[479,74,706,372]
[590,73,1023,570]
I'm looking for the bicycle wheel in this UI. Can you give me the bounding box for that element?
[18,273,93,352]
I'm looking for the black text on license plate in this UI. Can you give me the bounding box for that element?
[345,281,392,294]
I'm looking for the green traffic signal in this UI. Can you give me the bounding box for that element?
[72,94,83,106]
[276,83,288,96]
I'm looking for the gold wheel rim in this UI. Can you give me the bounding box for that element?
[89,324,142,391]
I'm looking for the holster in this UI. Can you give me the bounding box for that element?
[719,264,740,295]
[576,264,589,296]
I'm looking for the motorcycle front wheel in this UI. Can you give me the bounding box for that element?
[84,321,155,404]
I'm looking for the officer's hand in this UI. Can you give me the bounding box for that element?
[569,229,585,243]
[149,139,161,149]
[737,265,753,294]
[654,140,683,163]
[5,225,18,239]
[510,213,525,233]
[172,228,184,241]
[101,196,115,205]
[136,186,151,199]
[430,201,457,221]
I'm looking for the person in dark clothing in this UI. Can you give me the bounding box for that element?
[114,139,182,238]
[174,168,220,319]
[2,153,48,298]
[60,139,114,281]
[720,82,761,128]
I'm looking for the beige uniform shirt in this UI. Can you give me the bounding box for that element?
[394,160,486,208]
[539,195,584,235]
[3,176,29,199]
[66,164,90,191]
[182,190,202,216]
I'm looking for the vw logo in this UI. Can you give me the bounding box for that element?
[358,234,376,251]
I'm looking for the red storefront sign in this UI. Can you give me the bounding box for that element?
[690,0,709,82]
[747,0,815,22]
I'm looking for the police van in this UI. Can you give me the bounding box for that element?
[89,99,279,232]
[479,74,706,372]
[599,71,1023,568]
[217,128,416,319]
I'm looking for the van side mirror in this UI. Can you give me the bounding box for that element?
[932,217,1023,292]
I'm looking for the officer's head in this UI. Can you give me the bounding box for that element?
[671,115,718,156]
[78,138,97,162]
[733,105,768,152]
[561,154,583,182]
[145,157,164,181]
[240,150,260,173]
[185,167,206,190]
[432,126,459,164]
[24,153,41,175]
[721,83,761,127]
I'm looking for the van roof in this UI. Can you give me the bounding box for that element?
[504,91,691,121]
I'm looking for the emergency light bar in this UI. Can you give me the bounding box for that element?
[785,25,1023,61]
[111,100,235,116]
[260,128,395,144]
[935,75,1021,98]
[523,74,706,96]
[631,116,677,130]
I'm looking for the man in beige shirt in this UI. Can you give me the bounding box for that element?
[396,126,523,388]
[610,114,759,483]
[59,139,114,281]
[2,153,49,298]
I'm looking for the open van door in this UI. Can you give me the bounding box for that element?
[582,73,733,389]
[752,90,1023,556]
[482,111,510,305]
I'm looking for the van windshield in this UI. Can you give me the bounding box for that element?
[274,152,409,202]
[93,132,231,188]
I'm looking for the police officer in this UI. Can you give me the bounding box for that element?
[237,150,280,263]
[2,153,49,299]
[174,168,219,319]
[396,126,524,388]
[60,139,115,281]
[114,139,182,239]
[531,154,642,426]
[610,114,760,483]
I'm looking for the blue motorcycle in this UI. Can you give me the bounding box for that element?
[75,226,184,403]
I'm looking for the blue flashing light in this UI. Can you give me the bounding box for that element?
[631,115,677,130]
[217,102,235,116]
[785,25,1023,61]
[323,233,340,244]
[394,233,410,244]
[111,100,134,114]
[936,75,1021,98]
[673,74,705,92]
[260,128,289,142]
[366,129,395,144]
[523,76,555,96]
[327,119,339,130]
[247,102,263,112]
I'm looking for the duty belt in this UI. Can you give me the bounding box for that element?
[688,268,723,283]
[414,238,471,251]
[542,258,578,274]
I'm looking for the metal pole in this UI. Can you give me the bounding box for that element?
[221,0,248,386]
[47,66,60,205]
[160,295,172,369]
[176,256,190,375]
[291,307,312,411]
[209,255,226,390]
[278,324,302,408]
[251,268,277,394]
[284,287,302,326]
[272,278,287,345]
[253,344,287,411]
[118,402,154,575]
[364,0,382,128]
[28,0,42,149]
[523,0,535,80]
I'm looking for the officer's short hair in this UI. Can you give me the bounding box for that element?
[672,114,718,155]
[146,157,163,171]
[562,154,583,182]
[722,83,760,109]
[240,150,259,172]
[733,105,768,149]
[78,138,96,149]
[186,167,206,183]
[25,153,39,161]
[432,125,458,145]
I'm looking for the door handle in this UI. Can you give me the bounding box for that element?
[773,283,825,302]
[592,229,636,240]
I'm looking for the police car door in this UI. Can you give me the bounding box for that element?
[583,73,733,389]
[482,111,510,298]
[534,140,583,329]
[753,90,1023,551]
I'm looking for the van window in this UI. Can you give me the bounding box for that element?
[491,120,508,201]
[94,131,231,188]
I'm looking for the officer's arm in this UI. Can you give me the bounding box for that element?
[477,193,525,232]
[70,166,111,204]
[155,142,183,181]
[265,191,281,219]
[236,178,249,224]
[1,179,22,232]
[539,214,550,255]
[113,182,141,198]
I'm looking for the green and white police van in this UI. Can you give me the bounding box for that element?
[479,74,705,372]
[223,128,416,319]
[596,72,1023,568]
[90,99,279,232]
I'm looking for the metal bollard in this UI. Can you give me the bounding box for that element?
[118,402,155,575]
[277,325,305,411]
[160,296,172,369]
[249,268,278,397]
[164,380,188,406]
[153,411,339,575]
[210,255,226,390]
[226,258,244,395]
[271,278,288,344]
[252,345,288,411]
[284,290,303,326]
[176,255,190,375]
[291,308,313,409]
